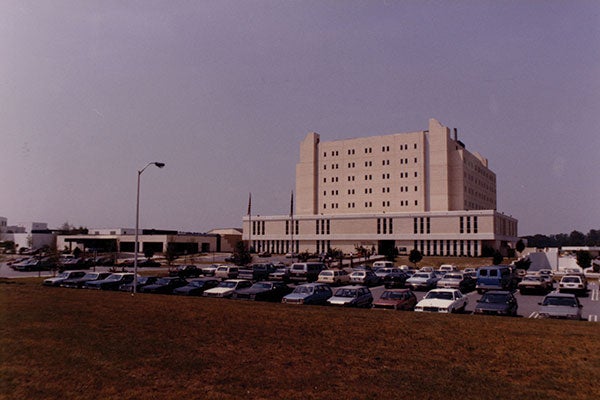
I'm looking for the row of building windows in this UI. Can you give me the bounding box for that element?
[322,199,418,209]
[414,239,479,257]
[285,220,299,236]
[323,143,418,158]
[459,216,479,234]
[252,220,266,236]
[323,170,418,183]
[377,218,394,234]
[316,219,331,235]
[251,215,494,240]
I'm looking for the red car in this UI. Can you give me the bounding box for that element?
[372,289,417,310]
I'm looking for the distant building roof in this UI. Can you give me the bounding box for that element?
[208,228,242,235]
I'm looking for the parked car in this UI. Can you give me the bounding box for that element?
[374,267,404,279]
[59,257,87,270]
[382,270,408,289]
[169,265,200,278]
[203,279,252,298]
[238,263,277,281]
[231,281,292,302]
[414,288,468,313]
[317,269,350,285]
[406,272,439,291]
[558,275,588,295]
[12,257,54,271]
[372,261,395,269]
[269,267,291,282]
[173,278,220,296]
[473,290,518,316]
[538,292,583,320]
[43,270,86,287]
[349,270,380,286]
[372,289,417,310]
[61,272,111,288]
[327,285,373,307]
[281,283,332,305]
[518,275,552,294]
[214,266,239,280]
[438,264,459,273]
[84,273,136,290]
[201,264,220,276]
[119,276,159,292]
[258,251,272,257]
[140,277,188,294]
[288,262,325,283]
[436,272,476,293]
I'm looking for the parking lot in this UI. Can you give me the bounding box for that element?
[2,256,598,323]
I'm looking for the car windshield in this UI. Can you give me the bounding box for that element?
[334,288,357,298]
[480,294,509,303]
[56,272,69,279]
[155,278,172,285]
[105,274,125,281]
[444,274,462,280]
[380,291,405,300]
[291,265,305,271]
[293,286,314,294]
[562,277,580,283]
[523,276,540,282]
[82,273,98,279]
[543,297,577,307]
[413,273,429,279]
[321,271,333,276]
[218,281,237,288]
[251,283,273,290]
[425,291,453,300]
[190,281,207,288]
[352,272,365,276]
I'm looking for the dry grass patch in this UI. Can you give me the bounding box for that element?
[1,280,599,400]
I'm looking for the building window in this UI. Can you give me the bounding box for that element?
[286,221,290,235]
[474,216,478,233]
[377,218,381,234]
[460,217,464,234]
[413,218,418,234]
[389,218,393,234]
[295,220,299,235]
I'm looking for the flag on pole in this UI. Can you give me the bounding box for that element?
[290,190,294,217]
[247,192,252,216]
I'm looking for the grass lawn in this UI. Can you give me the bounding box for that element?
[1,278,599,400]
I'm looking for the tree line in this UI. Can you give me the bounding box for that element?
[521,229,600,248]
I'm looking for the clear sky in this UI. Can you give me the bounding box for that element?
[1,0,599,236]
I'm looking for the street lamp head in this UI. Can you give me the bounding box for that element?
[153,162,165,168]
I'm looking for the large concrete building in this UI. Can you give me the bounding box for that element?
[242,118,518,256]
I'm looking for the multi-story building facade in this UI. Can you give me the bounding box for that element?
[242,118,518,257]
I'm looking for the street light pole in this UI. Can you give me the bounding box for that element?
[133,161,165,294]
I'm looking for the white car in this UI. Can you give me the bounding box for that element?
[558,275,587,295]
[414,288,468,313]
[317,269,350,285]
[214,265,239,280]
[203,279,252,298]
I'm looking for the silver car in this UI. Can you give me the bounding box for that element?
[538,293,583,320]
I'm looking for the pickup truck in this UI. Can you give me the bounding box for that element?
[238,263,277,281]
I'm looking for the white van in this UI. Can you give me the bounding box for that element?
[372,261,394,269]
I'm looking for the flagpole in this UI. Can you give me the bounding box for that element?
[290,190,294,259]
[247,192,252,253]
